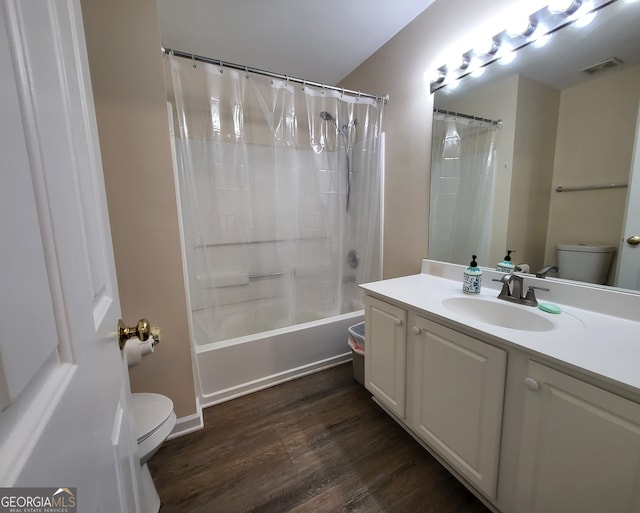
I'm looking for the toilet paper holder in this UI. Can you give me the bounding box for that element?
[118,318,161,350]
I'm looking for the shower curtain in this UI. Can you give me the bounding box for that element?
[167,55,384,344]
[429,114,500,267]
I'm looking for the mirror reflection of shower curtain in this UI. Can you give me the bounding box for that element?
[429,117,500,267]
[167,55,384,344]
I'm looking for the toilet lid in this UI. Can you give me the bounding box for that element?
[130,393,175,443]
[557,244,616,253]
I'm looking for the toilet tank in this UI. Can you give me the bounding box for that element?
[556,244,616,284]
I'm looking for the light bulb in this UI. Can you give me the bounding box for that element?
[499,50,517,65]
[447,55,469,71]
[532,33,552,48]
[506,16,535,37]
[574,10,596,27]
[548,0,581,14]
[446,80,461,91]
[470,66,485,78]
[425,69,446,84]
[474,38,499,57]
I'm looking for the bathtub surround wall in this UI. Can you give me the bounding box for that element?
[80,0,199,426]
[167,55,384,400]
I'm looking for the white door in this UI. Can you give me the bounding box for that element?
[615,100,640,290]
[0,1,140,512]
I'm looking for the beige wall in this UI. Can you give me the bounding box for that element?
[80,0,197,418]
[339,0,517,278]
[509,76,559,271]
[545,65,640,273]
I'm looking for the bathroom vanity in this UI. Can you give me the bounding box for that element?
[361,260,640,513]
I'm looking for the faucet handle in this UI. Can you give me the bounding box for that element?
[523,285,550,306]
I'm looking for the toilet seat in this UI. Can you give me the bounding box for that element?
[131,392,176,464]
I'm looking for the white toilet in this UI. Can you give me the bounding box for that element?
[131,392,176,513]
[556,244,616,284]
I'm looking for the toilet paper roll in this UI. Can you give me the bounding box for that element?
[124,339,142,367]
[124,338,155,368]
[139,339,155,357]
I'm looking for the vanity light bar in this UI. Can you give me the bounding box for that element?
[429,0,618,93]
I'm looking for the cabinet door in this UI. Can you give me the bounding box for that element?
[409,315,506,499]
[516,361,640,513]
[364,296,407,418]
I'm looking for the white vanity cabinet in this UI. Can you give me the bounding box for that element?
[364,294,507,499]
[408,313,507,499]
[364,296,407,418]
[361,266,640,513]
[515,361,640,513]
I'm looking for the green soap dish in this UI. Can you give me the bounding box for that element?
[539,303,561,314]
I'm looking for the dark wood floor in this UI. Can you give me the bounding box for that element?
[149,363,491,513]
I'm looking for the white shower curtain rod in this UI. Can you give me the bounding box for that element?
[163,47,389,103]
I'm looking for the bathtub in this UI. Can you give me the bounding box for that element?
[195,310,362,407]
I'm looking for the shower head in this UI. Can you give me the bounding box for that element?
[320,111,357,132]
[320,111,335,122]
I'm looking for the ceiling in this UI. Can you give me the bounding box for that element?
[157,0,436,85]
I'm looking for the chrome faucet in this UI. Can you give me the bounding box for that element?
[493,273,549,306]
[493,274,524,303]
[535,265,559,278]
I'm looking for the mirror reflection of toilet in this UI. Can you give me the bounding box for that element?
[556,244,616,284]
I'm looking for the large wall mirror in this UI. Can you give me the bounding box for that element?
[429,0,640,291]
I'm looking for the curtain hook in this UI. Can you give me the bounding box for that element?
[245,66,249,79]
[219,60,224,74]
[192,54,196,69]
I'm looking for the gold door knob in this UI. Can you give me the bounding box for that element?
[117,318,161,350]
[626,235,640,246]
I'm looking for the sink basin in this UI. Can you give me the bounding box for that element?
[442,297,556,332]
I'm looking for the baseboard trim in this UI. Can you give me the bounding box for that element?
[200,352,352,409]
[167,397,204,440]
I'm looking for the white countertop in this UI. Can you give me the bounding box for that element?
[361,268,640,394]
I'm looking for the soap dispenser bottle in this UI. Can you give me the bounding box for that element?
[463,255,482,294]
[497,250,515,273]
